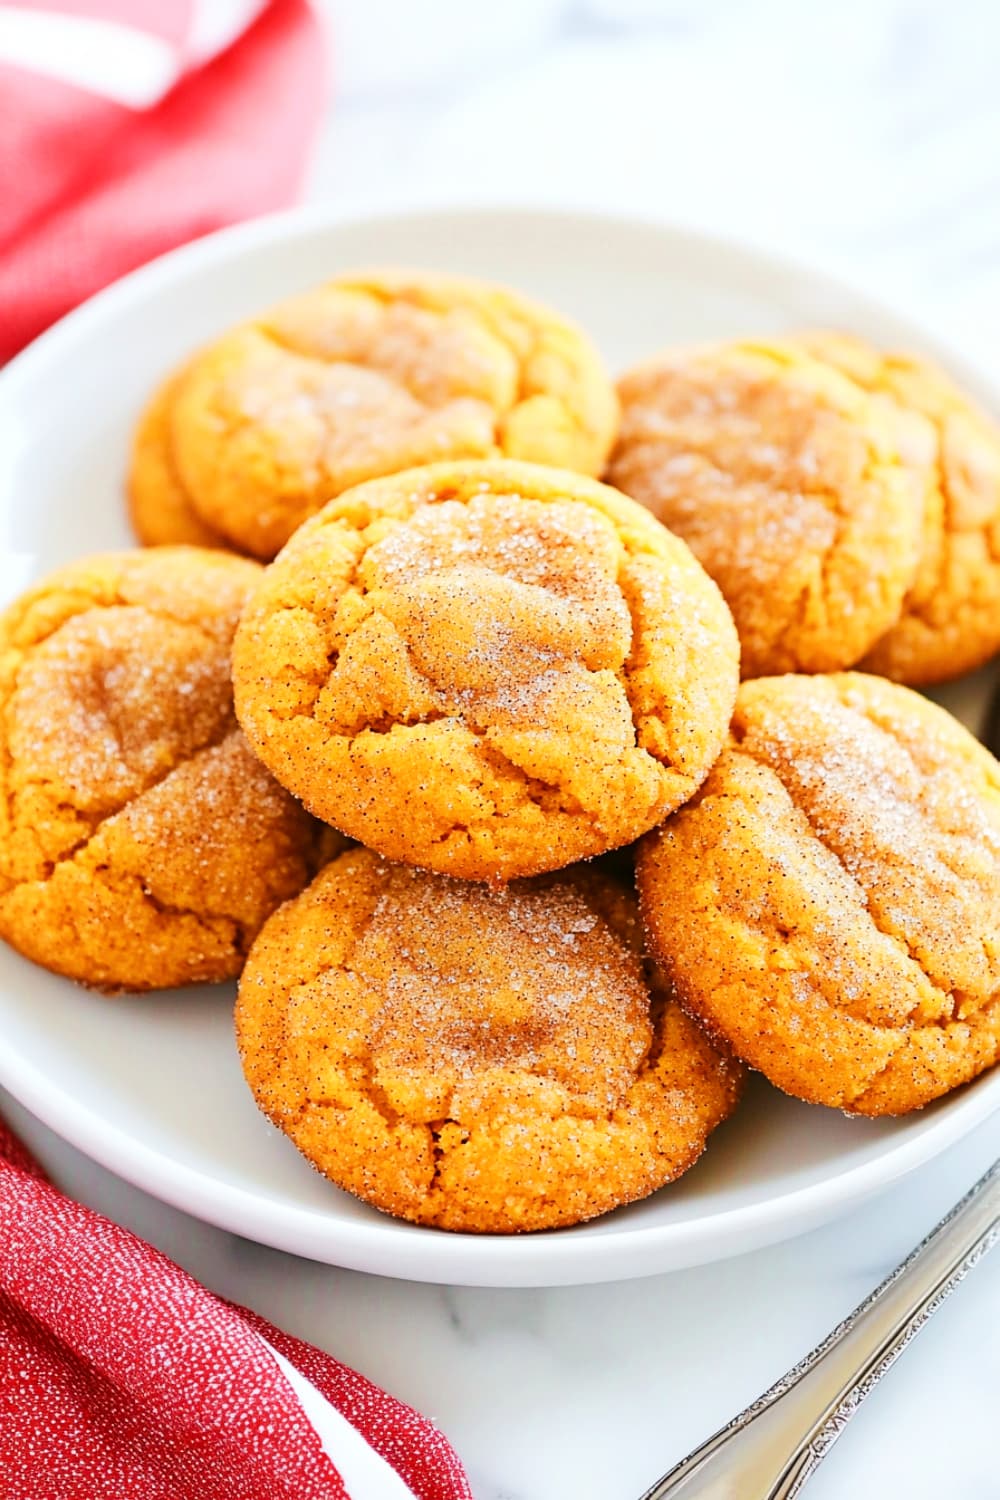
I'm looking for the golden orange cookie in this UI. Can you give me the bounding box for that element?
[130,271,620,560]
[236,848,743,1233]
[0,548,334,991]
[795,331,1000,684]
[637,673,1000,1116]
[232,458,740,881]
[607,340,927,678]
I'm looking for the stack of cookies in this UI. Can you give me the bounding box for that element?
[2,271,998,1235]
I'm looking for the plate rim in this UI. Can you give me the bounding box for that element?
[3,1020,998,1286]
[2,201,998,1286]
[4,196,999,400]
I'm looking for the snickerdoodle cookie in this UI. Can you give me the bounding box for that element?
[129,271,619,560]
[236,848,743,1233]
[607,340,926,678]
[232,459,740,881]
[795,331,1000,684]
[0,548,333,991]
[637,673,1000,1116]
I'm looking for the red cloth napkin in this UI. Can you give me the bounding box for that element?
[0,0,326,363]
[0,1112,473,1499]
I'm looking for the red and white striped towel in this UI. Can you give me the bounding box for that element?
[0,1112,473,1499]
[0,0,326,362]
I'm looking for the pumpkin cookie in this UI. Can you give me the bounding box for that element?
[607,340,926,678]
[130,271,619,560]
[236,848,743,1233]
[637,673,1000,1116]
[0,548,334,991]
[232,459,739,881]
[795,331,1000,684]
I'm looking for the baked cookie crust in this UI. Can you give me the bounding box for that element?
[638,672,1000,1116]
[608,340,926,678]
[232,459,740,881]
[797,330,1000,685]
[130,271,620,560]
[0,548,331,991]
[236,849,742,1232]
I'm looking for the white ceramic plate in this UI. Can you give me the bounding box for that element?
[1,206,998,1287]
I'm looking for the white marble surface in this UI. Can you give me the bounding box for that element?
[9,3,1000,1496]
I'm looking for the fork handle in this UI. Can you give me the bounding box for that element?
[640,1158,1000,1500]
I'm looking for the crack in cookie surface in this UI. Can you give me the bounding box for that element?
[608,340,925,677]
[0,548,330,991]
[794,330,1000,684]
[130,272,619,560]
[638,672,1000,1115]
[236,848,742,1232]
[233,459,740,881]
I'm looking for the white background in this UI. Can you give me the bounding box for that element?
[8,3,1000,1497]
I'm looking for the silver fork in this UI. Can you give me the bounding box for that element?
[638,1156,999,1498]
[639,680,1000,1499]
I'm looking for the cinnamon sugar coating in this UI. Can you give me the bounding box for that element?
[637,673,1000,1116]
[236,848,743,1233]
[232,459,740,881]
[0,548,333,991]
[607,340,926,678]
[796,331,1000,685]
[129,271,619,560]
